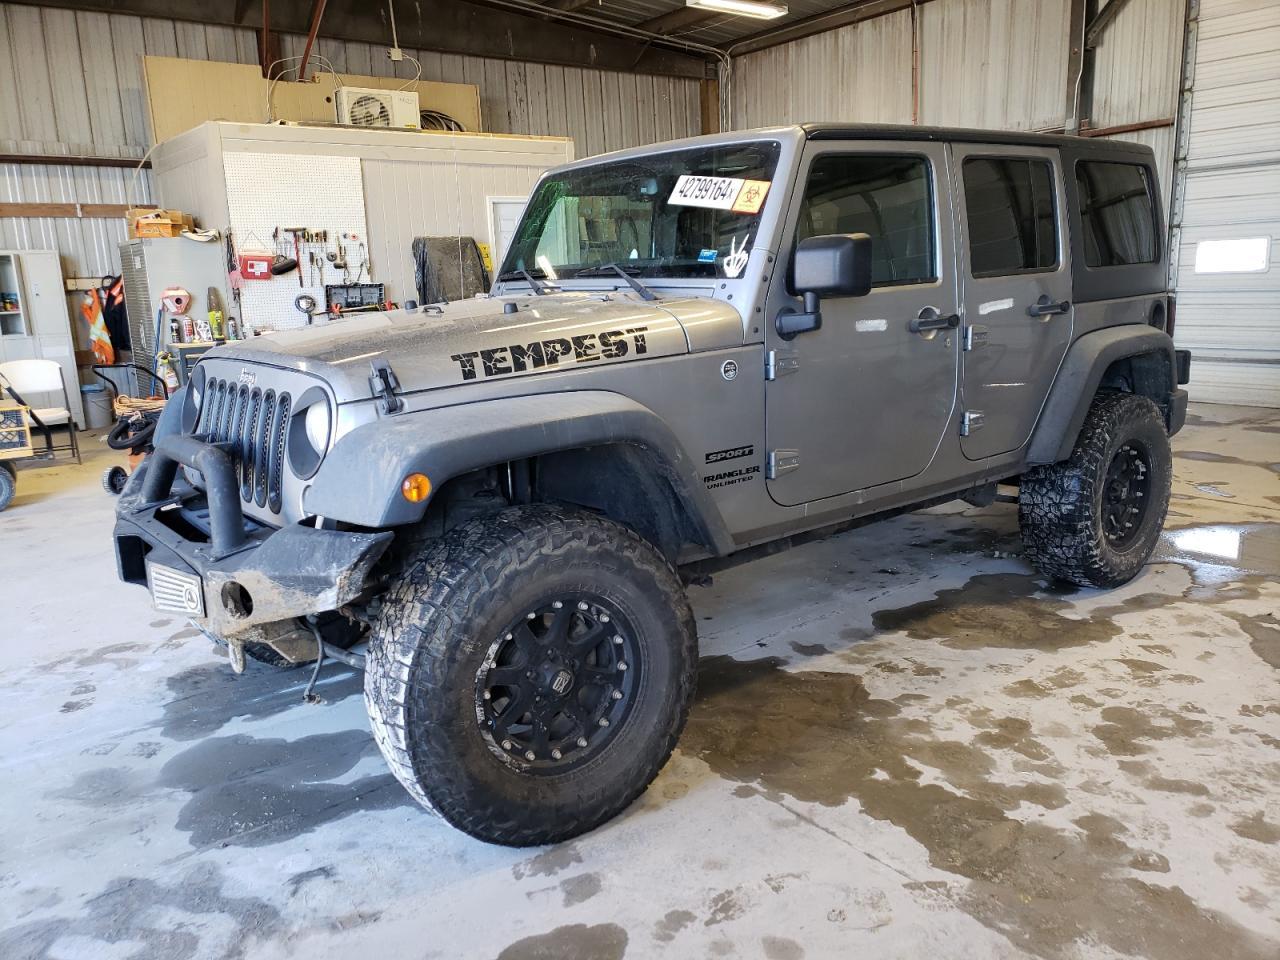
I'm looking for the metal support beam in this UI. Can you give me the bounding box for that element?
[297,0,328,80]
[1085,0,1135,48]
[1064,0,1088,134]
[547,0,598,9]
[636,8,720,36]
[7,0,711,78]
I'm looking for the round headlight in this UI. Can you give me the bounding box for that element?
[304,401,331,452]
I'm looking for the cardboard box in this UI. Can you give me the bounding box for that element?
[128,208,196,239]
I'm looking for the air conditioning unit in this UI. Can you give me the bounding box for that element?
[334,87,421,129]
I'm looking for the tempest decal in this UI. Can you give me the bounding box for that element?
[706,444,754,465]
[704,465,760,490]
[451,326,649,381]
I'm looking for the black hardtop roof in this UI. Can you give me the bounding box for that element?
[800,122,1154,158]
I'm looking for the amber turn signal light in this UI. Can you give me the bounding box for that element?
[401,473,432,503]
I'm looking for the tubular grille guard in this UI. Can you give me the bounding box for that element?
[193,377,292,513]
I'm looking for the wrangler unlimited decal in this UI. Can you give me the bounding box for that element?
[451,327,650,381]
[704,465,760,490]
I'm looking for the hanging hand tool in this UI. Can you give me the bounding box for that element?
[283,228,307,288]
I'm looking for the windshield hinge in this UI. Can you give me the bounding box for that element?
[369,359,405,414]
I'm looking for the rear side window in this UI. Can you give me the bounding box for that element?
[962,157,1058,276]
[1075,161,1157,266]
[796,154,934,287]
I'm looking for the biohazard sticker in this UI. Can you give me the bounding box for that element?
[669,175,772,213]
[731,180,770,214]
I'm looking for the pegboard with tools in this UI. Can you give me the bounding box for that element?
[224,153,371,333]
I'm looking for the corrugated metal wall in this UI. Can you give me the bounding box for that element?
[1088,0,1183,209]
[732,10,914,128]
[731,0,1183,203]
[918,0,1072,130]
[733,0,1072,132]
[0,1,700,282]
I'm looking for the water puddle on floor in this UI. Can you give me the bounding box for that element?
[1154,523,1280,581]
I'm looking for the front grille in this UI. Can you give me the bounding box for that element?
[195,378,291,512]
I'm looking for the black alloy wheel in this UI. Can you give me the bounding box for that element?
[477,596,639,771]
[1101,442,1151,546]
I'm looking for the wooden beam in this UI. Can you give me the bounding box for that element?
[546,0,598,10]
[0,202,155,219]
[700,77,721,134]
[6,0,710,77]
[0,154,150,169]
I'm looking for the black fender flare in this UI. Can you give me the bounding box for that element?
[1026,325,1178,465]
[305,390,736,555]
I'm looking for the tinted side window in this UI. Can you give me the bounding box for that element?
[797,154,934,286]
[963,157,1057,276]
[1076,161,1157,266]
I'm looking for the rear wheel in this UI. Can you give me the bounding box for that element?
[1019,391,1171,588]
[0,462,15,512]
[364,504,697,846]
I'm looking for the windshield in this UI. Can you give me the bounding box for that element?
[499,140,782,282]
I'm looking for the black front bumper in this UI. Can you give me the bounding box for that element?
[114,434,392,640]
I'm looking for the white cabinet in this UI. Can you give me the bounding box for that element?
[0,251,85,428]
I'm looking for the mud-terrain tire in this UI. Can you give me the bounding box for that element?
[1019,391,1171,588]
[0,461,14,512]
[365,503,697,846]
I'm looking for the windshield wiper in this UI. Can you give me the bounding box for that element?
[574,263,658,301]
[496,267,556,295]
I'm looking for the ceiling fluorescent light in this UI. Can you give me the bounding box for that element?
[686,0,789,19]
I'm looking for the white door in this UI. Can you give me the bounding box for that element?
[488,197,528,271]
[1174,0,1280,406]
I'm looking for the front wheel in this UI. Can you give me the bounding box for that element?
[365,504,697,846]
[1019,391,1172,588]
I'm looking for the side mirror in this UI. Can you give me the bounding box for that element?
[777,233,873,340]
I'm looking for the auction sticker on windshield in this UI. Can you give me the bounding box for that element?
[669,176,771,213]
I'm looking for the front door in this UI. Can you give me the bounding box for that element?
[951,145,1073,459]
[764,142,959,507]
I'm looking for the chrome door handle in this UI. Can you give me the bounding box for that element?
[909,307,960,333]
[1028,296,1071,317]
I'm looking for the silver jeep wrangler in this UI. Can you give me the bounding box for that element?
[114,124,1190,845]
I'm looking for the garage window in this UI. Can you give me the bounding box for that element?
[796,154,934,287]
[1076,161,1157,266]
[962,157,1057,276]
[1193,237,1271,273]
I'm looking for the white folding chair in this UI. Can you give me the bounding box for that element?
[0,359,81,464]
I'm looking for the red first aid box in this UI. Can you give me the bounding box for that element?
[239,254,273,280]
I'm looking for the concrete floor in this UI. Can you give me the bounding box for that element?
[1,403,1277,960]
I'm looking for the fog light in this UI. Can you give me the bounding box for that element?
[401,473,431,503]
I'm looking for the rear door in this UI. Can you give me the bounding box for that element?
[764,141,959,506]
[952,145,1072,459]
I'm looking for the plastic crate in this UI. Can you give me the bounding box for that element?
[0,403,33,459]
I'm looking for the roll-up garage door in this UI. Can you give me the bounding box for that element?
[1174,0,1280,406]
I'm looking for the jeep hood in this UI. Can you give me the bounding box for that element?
[206,292,742,403]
